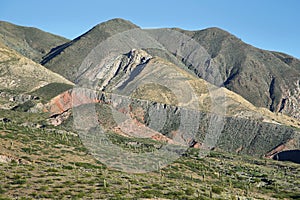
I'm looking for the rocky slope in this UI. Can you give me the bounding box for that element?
[1,19,299,161]
[171,28,300,120]
[46,89,300,156]
[40,19,300,120]
[0,21,69,62]
[43,49,300,157]
[41,18,139,81]
[0,42,73,91]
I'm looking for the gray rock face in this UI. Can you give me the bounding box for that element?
[66,90,299,157]
[99,93,299,156]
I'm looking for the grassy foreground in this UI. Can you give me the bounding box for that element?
[0,121,299,200]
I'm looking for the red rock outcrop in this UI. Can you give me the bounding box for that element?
[45,89,100,116]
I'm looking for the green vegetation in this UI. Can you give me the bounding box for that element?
[0,121,299,199]
[30,82,73,102]
[11,100,36,112]
[0,109,48,125]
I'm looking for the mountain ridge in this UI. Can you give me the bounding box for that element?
[0,20,69,62]
[42,49,299,158]
[0,18,299,200]
[0,18,299,161]
[38,18,300,120]
[40,18,140,80]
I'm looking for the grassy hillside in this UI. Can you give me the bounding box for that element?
[30,83,73,103]
[0,21,69,62]
[0,120,299,199]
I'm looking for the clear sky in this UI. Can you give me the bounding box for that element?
[1,0,299,58]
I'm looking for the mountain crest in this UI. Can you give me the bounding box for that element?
[94,18,140,29]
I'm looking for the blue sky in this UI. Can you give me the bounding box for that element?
[1,0,299,58]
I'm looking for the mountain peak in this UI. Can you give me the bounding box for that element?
[39,19,300,120]
[92,18,139,31]
[101,18,138,26]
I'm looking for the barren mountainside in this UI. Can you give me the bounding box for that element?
[176,28,300,119]
[41,18,139,80]
[0,42,73,91]
[0,18,299,160]
[40,19,300,121]
[44,49,300,157]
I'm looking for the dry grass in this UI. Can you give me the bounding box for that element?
[0,121,299,199]
[0,45,73,93]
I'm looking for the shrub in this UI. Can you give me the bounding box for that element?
[11,179,26,185]
[0,186,6,194]
[212,186,223,194]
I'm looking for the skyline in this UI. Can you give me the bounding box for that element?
[1,0,300,58]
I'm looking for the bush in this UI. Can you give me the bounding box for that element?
[212,186,223,194]
[30,82,73,102]
[11,179,26,185]
[185,187,195,195]
[272,192,300,199]
[0,186,6,194]
[62,165,74,170]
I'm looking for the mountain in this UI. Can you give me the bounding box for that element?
[44,49,300,157]
[41,18,139,80]
[1,19,299,158]
[40,19,300,121]
[0,41,73,109]
[0,21,69,62]
[0,19,299,200]
[174,27,300,120]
